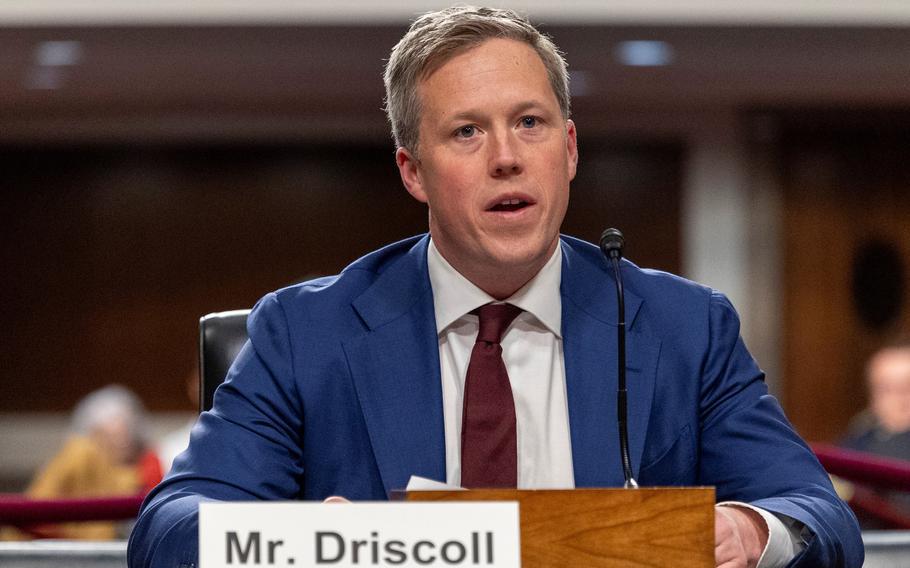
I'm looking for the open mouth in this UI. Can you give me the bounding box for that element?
[488,198,531,212]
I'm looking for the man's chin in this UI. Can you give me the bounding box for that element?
[482,245,555,276]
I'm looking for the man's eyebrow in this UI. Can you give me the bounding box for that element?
[444,100,550,124]
[510,100,548,115]
[446,110,484,124]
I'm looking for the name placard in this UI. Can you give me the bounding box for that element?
[199,501,521,568]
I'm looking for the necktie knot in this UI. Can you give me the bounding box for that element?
[474,303,523,344]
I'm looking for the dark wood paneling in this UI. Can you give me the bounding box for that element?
[0,144,418,411]
[565,142,682,274]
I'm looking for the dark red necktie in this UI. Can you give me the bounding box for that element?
[461,303,523,488]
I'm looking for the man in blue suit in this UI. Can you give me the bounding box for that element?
[129,6,862,567]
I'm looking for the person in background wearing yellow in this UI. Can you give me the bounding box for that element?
[21,384,161,539]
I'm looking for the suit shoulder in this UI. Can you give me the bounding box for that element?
[560,235,732,332]
[561,234,715,304]
[268,234,425,307]
[630,265,714,303]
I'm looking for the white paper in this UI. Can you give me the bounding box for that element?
[405,475,465,491]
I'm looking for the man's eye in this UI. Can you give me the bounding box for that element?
[520,116,538,128]
[456,125,476,138]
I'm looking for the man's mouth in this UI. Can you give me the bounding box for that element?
[488,198,531,212]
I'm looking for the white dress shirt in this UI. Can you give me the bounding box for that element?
[428,239,573,489]
[425,239,804,566]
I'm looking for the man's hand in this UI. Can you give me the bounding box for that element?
[715,505,769,568]
[323,496,350,503]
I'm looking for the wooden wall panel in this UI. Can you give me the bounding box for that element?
[0,145,419,412]
[565,142,682,273]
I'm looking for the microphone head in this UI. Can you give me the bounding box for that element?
[600,228,625,259]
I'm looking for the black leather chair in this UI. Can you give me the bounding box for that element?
[198,309,250,412]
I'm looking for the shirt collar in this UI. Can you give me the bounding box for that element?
[426,238,563,338]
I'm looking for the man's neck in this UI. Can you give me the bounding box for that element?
[426,239,563,337]
[432,243,559,300]
[471,269,539,301]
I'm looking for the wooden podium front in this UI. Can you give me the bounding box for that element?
[407,487,714,567]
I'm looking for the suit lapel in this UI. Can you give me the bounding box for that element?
[560,239,660,487]
[343,237,446,496]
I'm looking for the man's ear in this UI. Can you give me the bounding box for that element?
[565,119,579,181]
[396,147,428,203]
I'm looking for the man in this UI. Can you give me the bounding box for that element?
[25,385,161,540]
[128,7,862,567]
[842,338,910,460]
[839,339,910,528]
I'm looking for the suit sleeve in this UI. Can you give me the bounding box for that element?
[128,293,304,568]
[697,292,863,567]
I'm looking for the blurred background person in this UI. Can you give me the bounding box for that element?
[837,338,910,529]
[13,385,162,540]
[841,338,910,461]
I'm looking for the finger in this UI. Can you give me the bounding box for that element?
[715,544,747,568]
[715,540,736,567]
[323,495,350,503]
[715,538,747,568]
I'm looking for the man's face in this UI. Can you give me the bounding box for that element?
[396,38,577,295]
[868,348,910,433]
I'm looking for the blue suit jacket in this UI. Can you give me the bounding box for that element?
[129,235,862,567]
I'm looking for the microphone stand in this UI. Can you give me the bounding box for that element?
[600,228,638,489]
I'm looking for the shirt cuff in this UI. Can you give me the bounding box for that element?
[716,502,807,568]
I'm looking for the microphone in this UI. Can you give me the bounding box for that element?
[599,228,638,489]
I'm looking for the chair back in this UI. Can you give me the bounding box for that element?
[198,309,250,412]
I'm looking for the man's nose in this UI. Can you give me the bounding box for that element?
[488,130,522,177]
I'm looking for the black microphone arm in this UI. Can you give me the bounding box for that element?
[599,228,638,489]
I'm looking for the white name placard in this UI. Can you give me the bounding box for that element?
[199,501,521,568]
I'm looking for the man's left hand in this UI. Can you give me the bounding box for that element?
[715,505,769,568]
